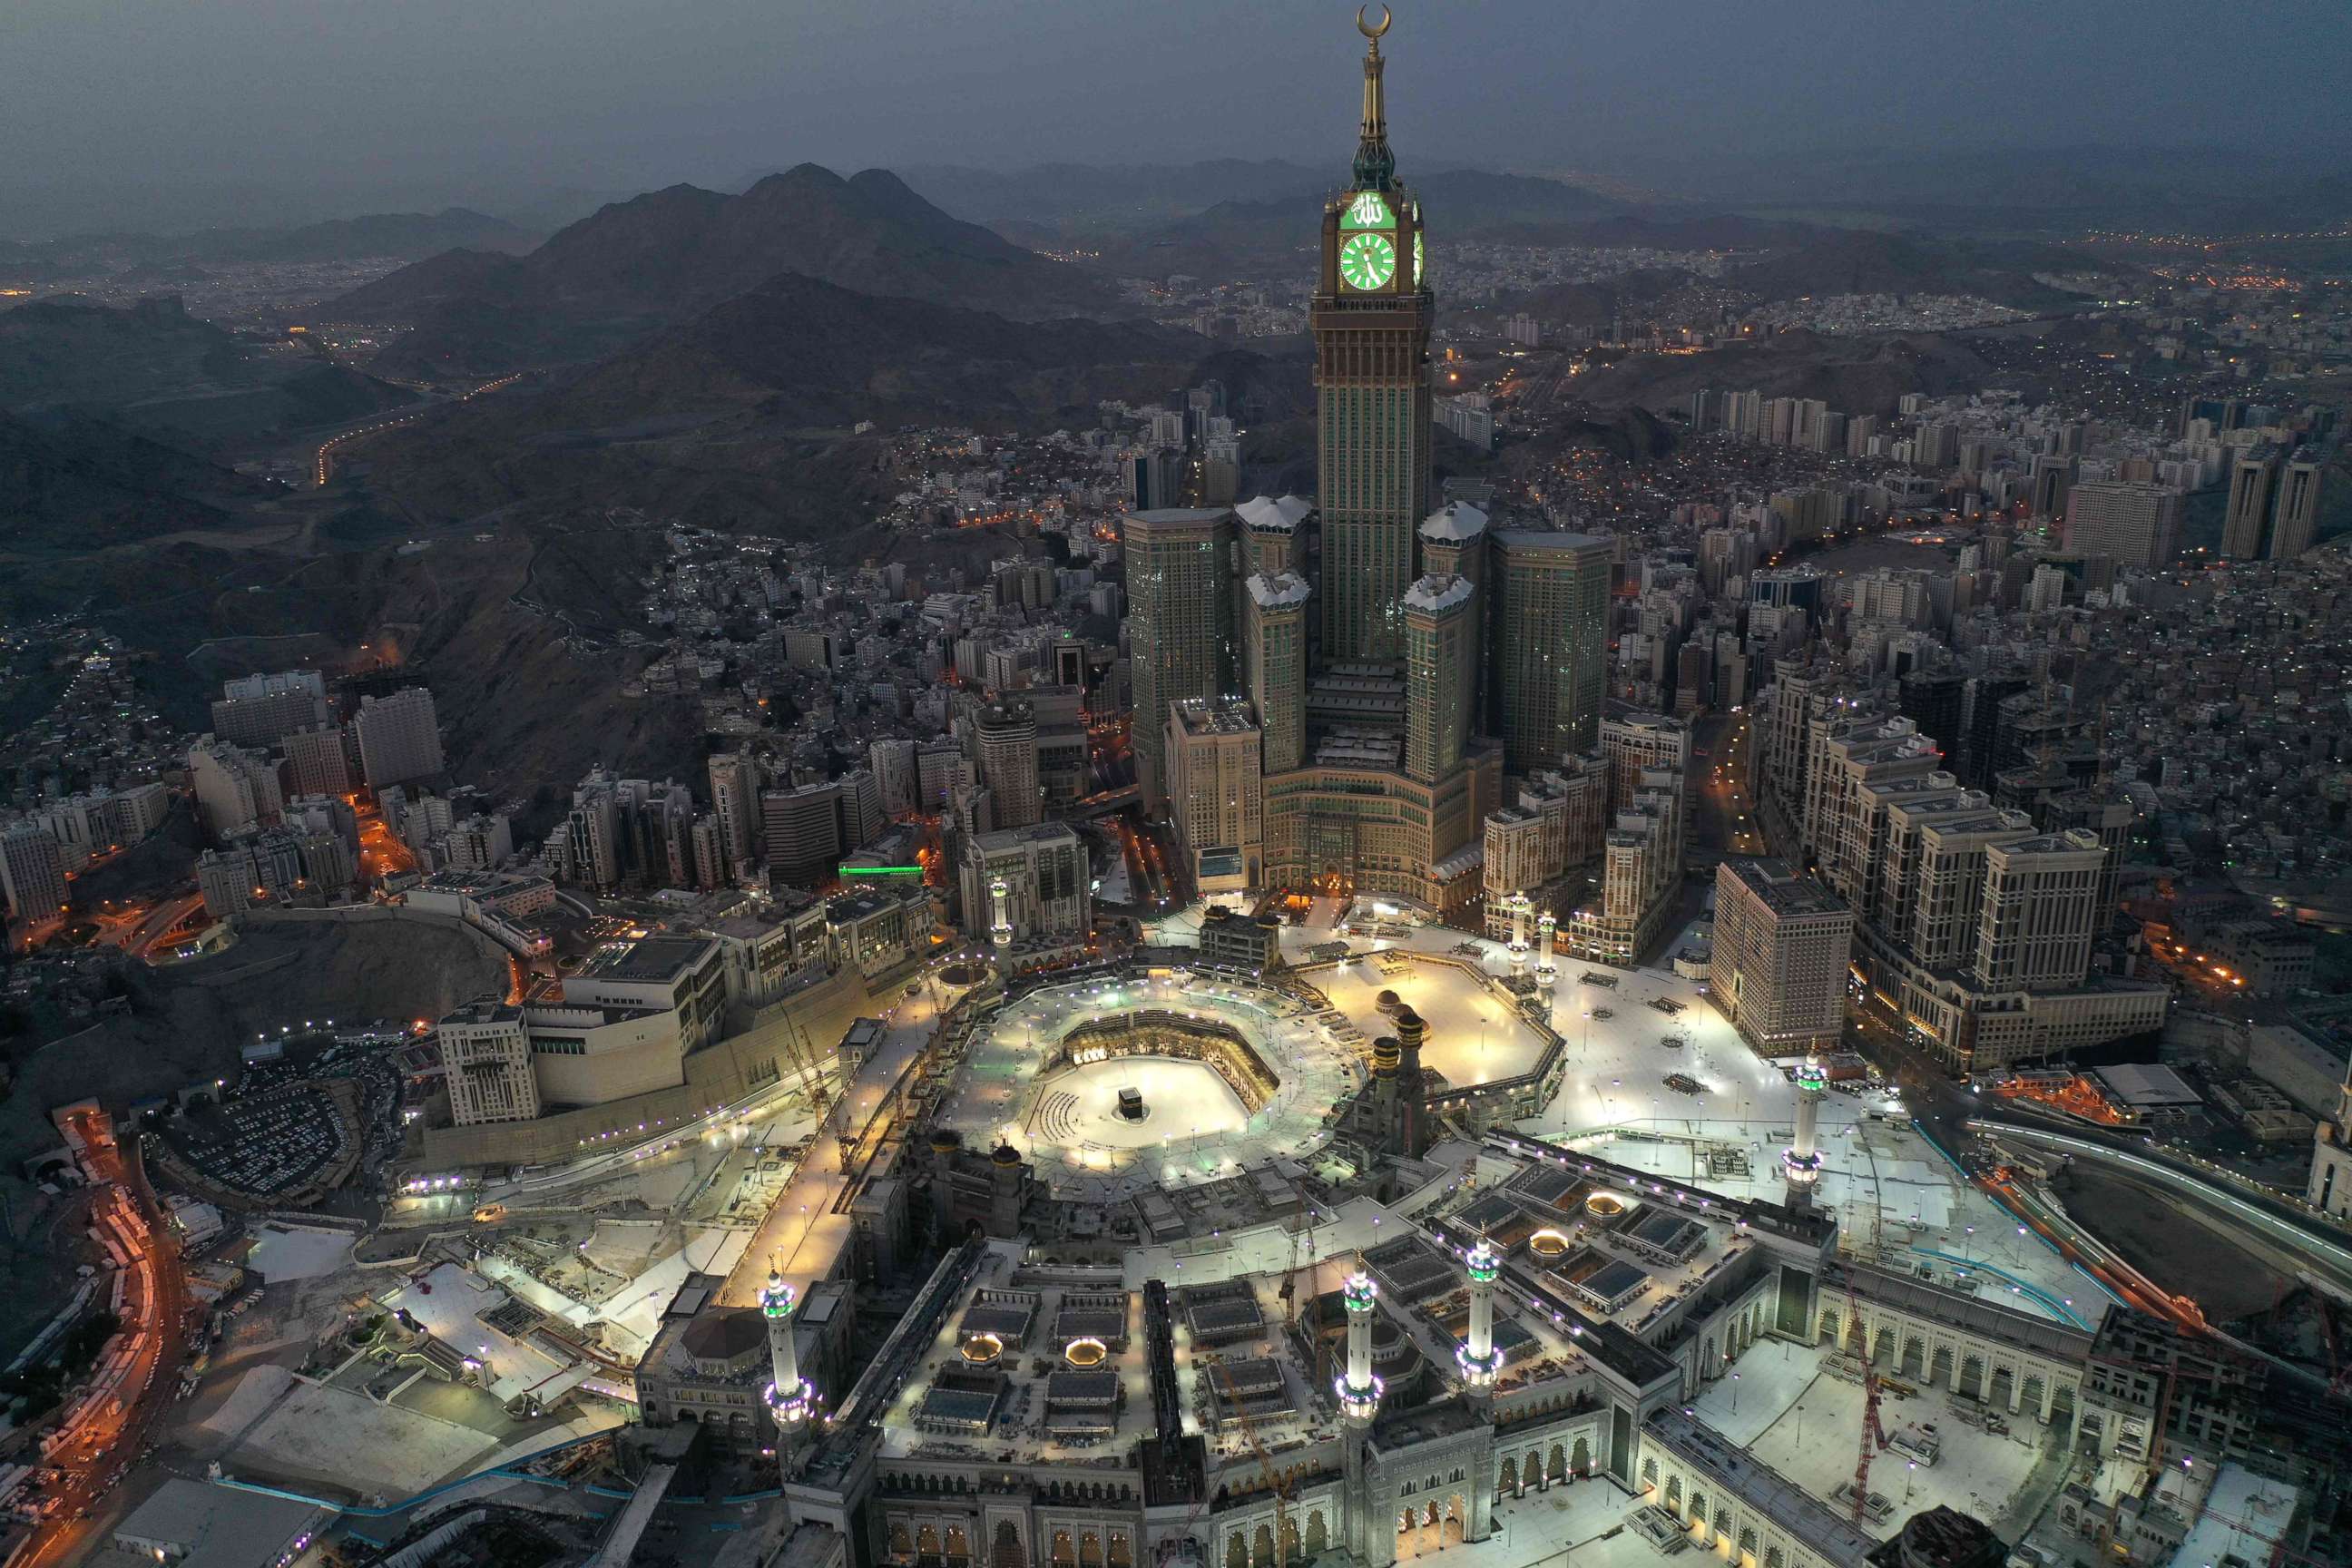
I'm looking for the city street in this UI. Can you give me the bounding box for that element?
[19,1117,191,1568]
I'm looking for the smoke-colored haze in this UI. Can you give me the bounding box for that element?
[4,0,2347,234]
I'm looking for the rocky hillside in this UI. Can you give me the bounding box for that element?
[334,164,1121,377]
[1566,328,2000,419]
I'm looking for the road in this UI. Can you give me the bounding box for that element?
[310,370,527,485]
[19,1120,191,1568]
[85,891,208,960]
[1687,710,1767,865]
[1845,1002,2352,1328]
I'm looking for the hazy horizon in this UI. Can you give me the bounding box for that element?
[6,0,2351,239]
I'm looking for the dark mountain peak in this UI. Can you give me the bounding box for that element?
[331,166,1117,377]
[750,162,851,193]
[845,167,920,201]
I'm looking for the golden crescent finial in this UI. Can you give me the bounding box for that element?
[1357,5,1391,42]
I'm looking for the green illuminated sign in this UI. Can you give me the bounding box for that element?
[840,865,924,877]
[1341,191,1390,230]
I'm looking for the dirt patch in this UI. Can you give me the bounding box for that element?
[2052,1165,2290,1322]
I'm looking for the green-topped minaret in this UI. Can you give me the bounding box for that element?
[1315,4,1433,665]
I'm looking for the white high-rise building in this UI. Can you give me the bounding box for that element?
[708,750,760,870]
[1974,831,2105,990]
[189,737,284,838]
[354,688,445,791]
[210,670,329,748]
[0,823,69,926]
[957,822,1090,945]
[436,999,542,1126]
[974,701,1042,830]
[2063,481,2182,569]
[1709,858,1853,1055]
[1164,698,1264,895]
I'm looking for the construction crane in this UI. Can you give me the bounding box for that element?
[1214,1359,1299,1568]
[1842,1268,1889,1524]
[1279,1194,1323,1331]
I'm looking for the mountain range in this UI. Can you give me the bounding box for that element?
[351,272,1212,534]
[0,209,533,279]
[0,294,416,451]
[333,164,1120,377]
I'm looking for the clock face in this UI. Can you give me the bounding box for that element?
[1339,230,1396,291]
[1342,191,1390,230]
[1414,232,1425,288]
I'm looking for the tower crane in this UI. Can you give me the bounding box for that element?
[1842,1268,1889,1524]
[1214,1359,1301,1568]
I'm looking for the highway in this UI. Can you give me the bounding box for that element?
[19,1118,192,1568]
[310,370,527,485]
[1967,1120,2352,1301]
[1846,1004,2352,1327]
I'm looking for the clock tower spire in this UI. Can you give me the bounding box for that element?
[1314,5,1431,666]
[1354,5,1395,191]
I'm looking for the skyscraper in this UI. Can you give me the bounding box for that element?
[210,670,330,749]
[189,736,284,838]
[1313,10,1432,664]
[1123,507,1234,810]
[1416,502,1489,722]
[708,749,759,870]
[0,823,68,927]
[2063,481,2182,569]
[354,687,445,791]
[2270,455,2323,559]
[2027,453,2073,521]
[1401,574,1475,784]
[1489,530,1612,769]
[1710,858,1853,1054]
[1242,573,1310,775]
[1165,697,1264,894]
[1974,831,2104,990]
[2221,449,2281,558]
[974,701,1042,830]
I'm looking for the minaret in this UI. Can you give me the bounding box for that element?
[1336,1269,1382,1421]
[1455,1237,1501,1398]
[1392,1008,1426,1159]
[760,1268,814,1437]
[1534,910,1558,989]
[1781,1053,1827,1204]
[988,875,1013,975]
[1338,1263,1383,1560]
[1505,890,1532,973]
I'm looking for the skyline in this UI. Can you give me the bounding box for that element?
[4,4,2352,1565]
[6,0,2352,235]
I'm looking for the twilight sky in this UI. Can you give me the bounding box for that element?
[5,0,2348,233]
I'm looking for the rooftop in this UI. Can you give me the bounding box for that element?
[1493,528,1612,554]
[111,1477,325,1568]
[583,934,720,985]
[1171,699,1262,738]
[1246,571,1313,611]
[1404,573,1475,614]
[1236,495,1313,535]
[1418,501,1489,544]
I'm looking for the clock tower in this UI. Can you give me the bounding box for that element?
[1314,5,1433,665]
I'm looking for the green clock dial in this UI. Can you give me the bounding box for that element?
[1414,232,1425,288]
[1342,191,1390,230]
[1338,230,1396,291]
